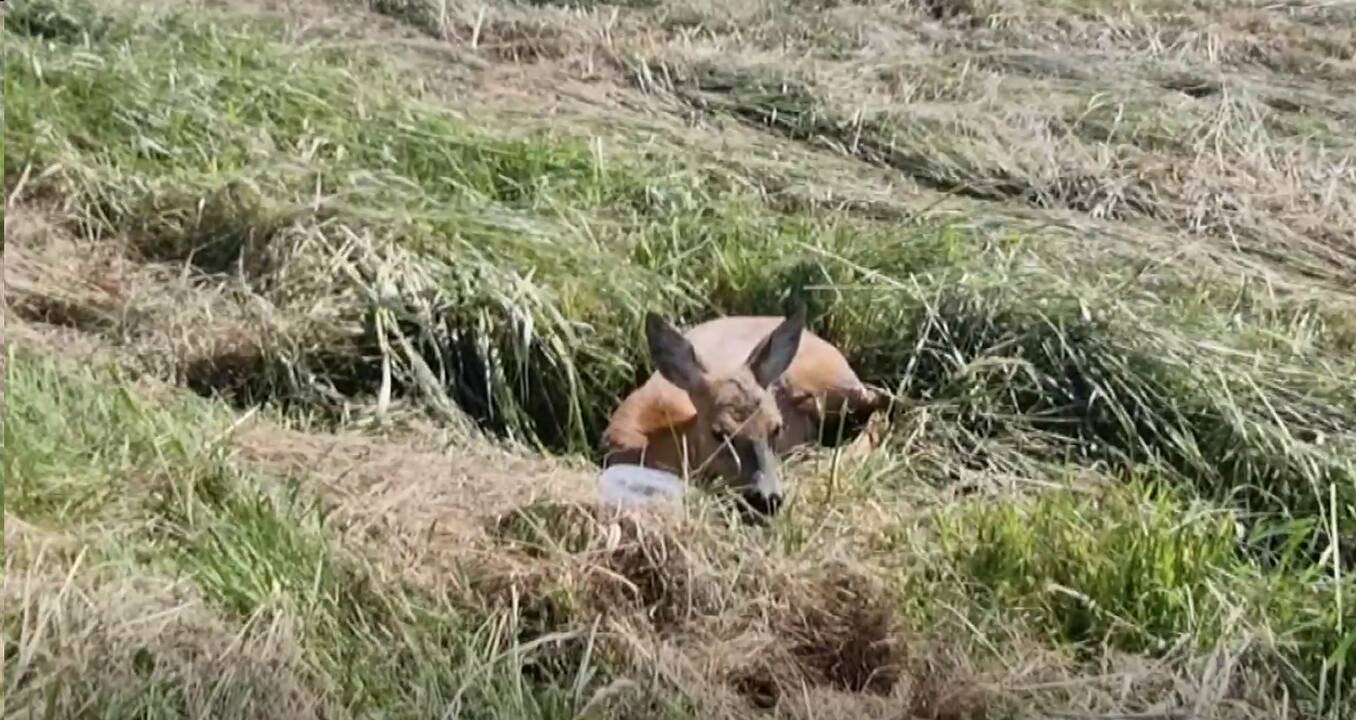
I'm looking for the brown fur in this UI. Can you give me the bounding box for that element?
[601,312,890,496]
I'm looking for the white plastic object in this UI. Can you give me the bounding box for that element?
[597,463,685,508]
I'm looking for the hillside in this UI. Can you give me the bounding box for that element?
[4,0,1355,718]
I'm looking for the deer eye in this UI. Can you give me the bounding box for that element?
[711,429,729,445]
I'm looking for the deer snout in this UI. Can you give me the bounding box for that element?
[741,486,783,516]
[739,463,784,521]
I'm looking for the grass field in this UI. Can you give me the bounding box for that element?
[4,0,1356,717]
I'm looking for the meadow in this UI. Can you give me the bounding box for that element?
[4,0,1355,717]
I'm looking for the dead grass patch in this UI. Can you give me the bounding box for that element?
[8,292,116,334]
[489,501,720,627]
[464,499,979,714]
[3,205,402,420]
[1,312,118,368]
[457,15,577,64]
[233,421,594,561]
[2,539,323,718]
[5,209,131,332]
[632,54,1356,287]
[1158,71,1225,99]
[985,4,1356,77]
[914,0,981,25]
[776,567,903,695]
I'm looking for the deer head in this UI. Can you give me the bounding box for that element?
[644,308,805,519]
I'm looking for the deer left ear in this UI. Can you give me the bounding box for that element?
[746,306,804,387]
[646,312,707,393]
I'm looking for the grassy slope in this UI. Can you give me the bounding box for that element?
[4,0,1355,718]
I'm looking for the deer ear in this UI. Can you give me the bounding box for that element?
[646,312,706,392]
[746,307,804,387]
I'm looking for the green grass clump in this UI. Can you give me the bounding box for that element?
[939,481,1249,650]
[928,478,1353,703]
[3,348,226,522]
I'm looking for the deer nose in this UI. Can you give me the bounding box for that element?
[739,489,783,519]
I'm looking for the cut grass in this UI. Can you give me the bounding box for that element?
[7,0,1354,553]
[5,0,1356,716]
[2,346,663,719]
[7,343,1349,717]
[638,57,1356,287]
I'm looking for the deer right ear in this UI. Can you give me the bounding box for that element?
[646,312,706,393]
[745,306,804,388]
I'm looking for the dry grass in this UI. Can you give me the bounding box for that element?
[621,22,1356,291]
[5,326,1345,717]
[234,421,597,559]
[5,0,1356,718]
[3,532,324,718]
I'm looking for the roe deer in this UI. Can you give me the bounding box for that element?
[601,308,890,520]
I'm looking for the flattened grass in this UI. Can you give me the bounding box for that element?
[5,0,1356,716]
[8,0,1354,559]
[2,347,660,719]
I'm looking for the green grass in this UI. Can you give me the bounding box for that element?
[921,478,1353,711]
[934,480,1333,657]
[3,349,224,522]
[5,0,1356,717]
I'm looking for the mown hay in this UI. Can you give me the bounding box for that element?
[470,499,956,713]
[7,0,1356,716]
[2,539,322,719]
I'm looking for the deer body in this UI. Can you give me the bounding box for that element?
[601,312,888,517]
